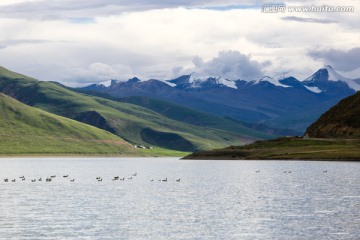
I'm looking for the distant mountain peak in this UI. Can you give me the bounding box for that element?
[128,77,141,84]
[305,65,360,91]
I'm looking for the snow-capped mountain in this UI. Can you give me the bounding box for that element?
[304,65,360,91]
[80,66,358,133]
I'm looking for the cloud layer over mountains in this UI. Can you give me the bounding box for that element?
[0,0,359,86]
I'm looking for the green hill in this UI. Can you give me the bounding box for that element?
[306,91,360,138]
[0,66,272,151]
[0,93,136,155]
[100,95,276,139]
[184,137,360,160]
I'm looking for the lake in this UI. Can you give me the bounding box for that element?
[0,157,359,239]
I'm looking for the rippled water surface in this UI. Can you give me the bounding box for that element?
[0,158,359,239]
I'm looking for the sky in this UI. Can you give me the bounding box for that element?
[0,0,359,86]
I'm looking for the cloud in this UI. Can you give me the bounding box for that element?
[0,39,56,49]
[0,0,256,19]
[191,50,268,80]
[308,48,360,72]
[0,2,359,86]
[282,16,337,24]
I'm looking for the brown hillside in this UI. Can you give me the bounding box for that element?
[306,91,360,138]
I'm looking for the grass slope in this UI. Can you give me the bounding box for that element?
[0,66,266,151]
[0,93,136,155]
[184,137,360,160]
[118,96,273,139]
[306,91,360,138]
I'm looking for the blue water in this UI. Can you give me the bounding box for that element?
[0,158,359,239]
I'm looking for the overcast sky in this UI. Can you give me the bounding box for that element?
[0,0,359,86]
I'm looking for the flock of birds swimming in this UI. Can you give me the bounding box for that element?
[3,170,329,183]
[3,172,181,183]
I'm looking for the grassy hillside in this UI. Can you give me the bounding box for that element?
[0,66,270,151]
[306,91,360,138]
[184,137,360,160]
[114,96,274,139]
[0,93,136,155]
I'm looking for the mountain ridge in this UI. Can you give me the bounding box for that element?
[81,65,357,132]
[0,66,270,152]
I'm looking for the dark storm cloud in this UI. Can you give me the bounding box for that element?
[308,47,360,71]
[193,50,268,80]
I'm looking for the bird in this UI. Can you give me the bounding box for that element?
[11,179,16,182]
[31,179,36,182]
[176,179,181,182]
[98,178,103,182]
[128,177,132,180]
[150,179,154,182]
[323,170,328,173]
[133,173,137,177]
[162,178,168,182]
[255,170,260,173]
[63,175,69,178]
[51,175,56,178]
[46,178,52,182]
[38,177,42,181]
[120,178,125,181]
[113,176,119,180]
[4,178,9,182]
[70,179,75,182]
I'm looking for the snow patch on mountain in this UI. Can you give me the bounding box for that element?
[162,80,177,87]
[325,65,360,91]
[304,85,322,93]
[255,76,292,88]
[188,73,237,89]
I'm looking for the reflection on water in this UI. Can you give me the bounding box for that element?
[0,158,359,239]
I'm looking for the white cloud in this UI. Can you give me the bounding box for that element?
[0,0,359,85]
[189,51,267,80]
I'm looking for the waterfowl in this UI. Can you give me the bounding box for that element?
[113,176,119,180]
[70,179,75,182]
[38,178,42,181]
[31,179,36,182]
[12,179,16,182]
[162,178,168,182]
[255,170,260,173]
[120,178,125,181]
[128,177,132,180]
[4,178,8,182]
[323,170,328,173]
[133,173,137,176]
[176,179,180,182]
[46,178,52,182]
[51,175,56,178]
[63,175,69,178]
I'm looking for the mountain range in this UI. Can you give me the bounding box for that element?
[0,66,271,154]
[184,89,360,160]
[81,65,359,133]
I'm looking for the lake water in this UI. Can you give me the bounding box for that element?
[0,158,359,239]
